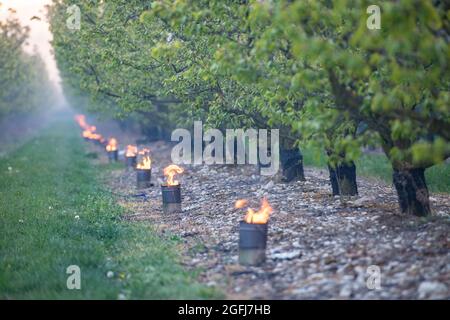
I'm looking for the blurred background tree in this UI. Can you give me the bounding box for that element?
[0,13,55,120]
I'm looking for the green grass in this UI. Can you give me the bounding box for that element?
[302,146,449,193]
[0,117,221,299]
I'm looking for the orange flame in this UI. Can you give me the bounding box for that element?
[82,129,102,141]
[137,155,152,170]
[106,138,118,152]
[80,120,98,139]
[138,148,150,155]
[163,165,184,186]
[235,198,273,224]
[137,148,151,169]
[99,137,106,144]
[74,115,97,133]
[82,130,91,138]
[91,133,103,141]
[76,115,105,143]
[235,199,248,209]
[75,114,88,129]
[125,145,138,157]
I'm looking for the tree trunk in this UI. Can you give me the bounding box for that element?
[280,148,305,182]
[328,161,358,196]
[392,168,430,216]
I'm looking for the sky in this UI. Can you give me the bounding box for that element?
[0,0,64,100]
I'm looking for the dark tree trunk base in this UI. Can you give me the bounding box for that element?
[280,148,305,182]
[393,168,430,216]
[140,123,163,142]
[328,162,358,196]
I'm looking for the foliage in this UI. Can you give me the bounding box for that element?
[243,0,450,171]
[49,0,449,212]
[50,0,449,165]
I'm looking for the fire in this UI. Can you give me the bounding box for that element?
[75,115,105,144]
[138,148,150,155]
[137,155,152,170]
[91,133,103,142]
[80,120,98,140]
[106,138,118,152]
[136,148,151,169]
[82,130,91,138]
[235,199,248,209]
[163,165,184,186]
[235,197,273,224]
[75,115,96,132]
[75,114,88,129]
[125,145,138,157]
[83,129,103,141]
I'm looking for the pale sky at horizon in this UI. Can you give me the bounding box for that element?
[0,0,63,100]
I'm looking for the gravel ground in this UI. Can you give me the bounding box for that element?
[92,140,449,300]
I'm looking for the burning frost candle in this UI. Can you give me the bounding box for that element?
[106,138,118,162]
[125,145,138,170]
[75,115,106,145]
[235,198,273,266]
[161,165,184,214]
[136,148,152,188]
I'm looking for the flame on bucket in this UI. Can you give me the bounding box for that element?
[235,198,273,224]
[106,138,118,152]
[138,148,150,155]
[75,115,105,144]
[91,133,103,141]
[81,123,97,139]
[82,129,101,140]
[97,135,106,144]
[136,148,151,169]
[75,114,88,129]
[137,155,152,170]
[125,145,138,157]
[82,129,92,139]
[163,165,184,186]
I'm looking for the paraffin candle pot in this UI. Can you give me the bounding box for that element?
[107,150,118,162]
[136,168,152,189]
[239,221,268,266]
[161,184,182,214]
[126,156,137,170]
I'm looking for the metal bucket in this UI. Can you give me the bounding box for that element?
[239,221,268,266]
[126,156,137,170]
[136,169,152,189]
[161,184,182,214]
[107,150,118,162]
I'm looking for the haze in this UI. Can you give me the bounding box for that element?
[0,0,64,105]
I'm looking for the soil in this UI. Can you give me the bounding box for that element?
[87,134,450,300]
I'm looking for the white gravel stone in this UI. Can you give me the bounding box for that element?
[418,281,448,299]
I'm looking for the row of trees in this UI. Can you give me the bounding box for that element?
[0,13,55,120]
[49,0,449,216]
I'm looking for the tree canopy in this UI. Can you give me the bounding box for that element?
[49,0,449,216]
